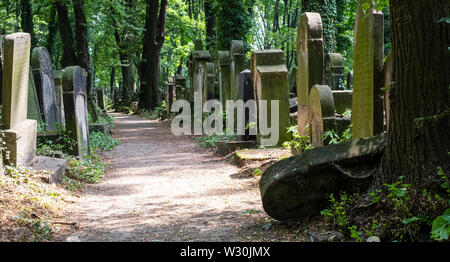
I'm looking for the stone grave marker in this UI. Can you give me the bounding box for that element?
[2,33,37,166]
[297,12,324,136]
[27,68,43,124]
[191,50,211,106]
[175,74,186,100]
[0,35,4,102]
[53,70,65,127]
[97,89,106,110]
[332,90,353,115]
[62,66,90,160]
[252,49,290,146]
[230,40,245,101]
[238,69,256,141]
[32,47,59,131]
[352,1,384,139]
[218,51,231,108]
[324,53,345,90]
[346,71,353,90]
[308,85,337,147]
[289,65,297,97]
[206,62,216,100]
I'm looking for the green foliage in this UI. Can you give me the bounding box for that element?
[66,157,106,184]
[322,126,353,145]
[431,167,450,241]
[193,133,237,148]
[321,193,358,235]
[14,210,53,241]
[89,132,120,152]
[282,126,312,154]
[36,126,77,158]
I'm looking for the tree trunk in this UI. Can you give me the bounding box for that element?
[46,5,58,58]
[19,0,35,47]
[140,0,167,110]
[204,0,216,52]
[72,0,93,97]
[376,0,450,187]
[55,1,77,68]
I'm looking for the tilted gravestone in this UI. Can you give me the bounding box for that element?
[27,68,43,124]
[217,51,231,108]
[324,53,345,90]
[53,70,66,128]
[238,69,256,141]
[32,47,59,131]
[206,62,216,100]
[252,50,290,146]
[230,40,245,101]
[62,66,90,161]
[297,12,324,136]
[308,85,337,147]
[2,33,37,166]
[352,0,384,139]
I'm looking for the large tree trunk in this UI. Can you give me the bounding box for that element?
[46,5,58,59]
[204,0,216,52]
[55,1,77,68]
[19,0,35,47]
[376,0,450,187]
[72,0,93,97]
[140,0,167,110]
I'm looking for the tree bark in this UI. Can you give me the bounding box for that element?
[204,0,216,52]
[19,0,35,47]
[46,5,58,58]
[376,0,450,187]
[72,0,93,97]
[55,1,77,68]
[140,0,167,110]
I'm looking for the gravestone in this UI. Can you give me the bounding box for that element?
[324,53,345,90]
[27,68,43,123]
[97,89,106,110]
[53,70,65,127]
[62,66,90,160]
[175,74,186,100]
[289,66,297,97]
[230,40,245,101]
[2,33,37,166]
[308,85,337,147]
[252,50,290,146]
[297,12,324,136]
[352,1,384,139]
[332,90,353,115]
[32,47,59,131]
[383,51,394,132]
[165,76,175,111]
[346,71,353,90]
[0,35,4,102]
[238,69,256,141]
[218,51,231,108]
[190,50,211,106]
[194,39,204,51]
[260,133,386,221]
[206,62,216,100]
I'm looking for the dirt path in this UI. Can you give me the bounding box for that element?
[60,112,302,242]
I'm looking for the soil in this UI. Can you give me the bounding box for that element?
[59,112,310,242]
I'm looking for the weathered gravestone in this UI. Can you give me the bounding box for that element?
[324,53,345,90]
[332,90,353,115]
[31,47,59,131]
[190,50,211,106]
[2,33,37,166]
[0,35,4,102]
[230,40,245,101]
[252,50,290,146]
[175,74,186,100]
[297,12,324,136]
[352,1,384,139]
[27,68,43,123]
[165,76,175,111]
[260,133,386,221]
[289,66,297,97]
[238,69,256,141]
[53,70,65,128]
[347,71,353,90]
[308,85,337,147]
[62,66,90,160]
[97,89,106,110]
[218,51,231,108]
[206,62,216,100]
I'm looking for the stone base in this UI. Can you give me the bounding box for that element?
[216,141,256,156]
[26,156,67,184]
[233,148,292,167]
[4,120,37,166]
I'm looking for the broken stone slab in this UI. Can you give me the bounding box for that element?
[233,148,292,167]
[26,156,67,184]
[4,120,37,166]
[259,133,386,221]
[216,141,256,156]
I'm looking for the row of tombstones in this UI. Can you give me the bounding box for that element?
[169,8,390,148]
[0,33,104,166]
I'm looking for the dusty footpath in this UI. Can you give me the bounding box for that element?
[60,113,307,242]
